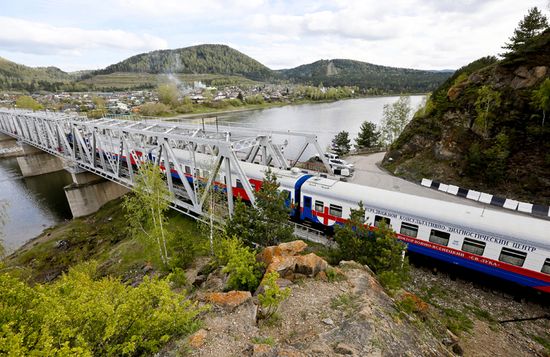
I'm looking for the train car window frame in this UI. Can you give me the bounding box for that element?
[542,258,550,275]
[461,237,486,256]
[315,200,324,212]
[374,215,391,228]
[400,222,418,238]
[498,247,527,267]
[184,166,191,175]
[304,196,312,209]
[236,179,244,189]
[329,204,342,218]
[429,229,450,246]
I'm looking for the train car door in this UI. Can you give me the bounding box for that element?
[302,195,312,221]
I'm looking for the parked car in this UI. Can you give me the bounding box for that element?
[329,158,354,170]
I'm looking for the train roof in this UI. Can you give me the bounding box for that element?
[302,177,550,250]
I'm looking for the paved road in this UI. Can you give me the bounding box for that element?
[344,152,486,208]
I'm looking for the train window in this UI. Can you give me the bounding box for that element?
[185,166,191,174]
[281,189,291,201]
[400,222,418,238]
[498,247,527,267]
[236,179,244,189]
[304,196,312,209]
[329,204,343,218]
[542,259,550,275]
[462,238,486,256]
[429,230,450,246]
[374,215,391,227]
[315,200,324,212]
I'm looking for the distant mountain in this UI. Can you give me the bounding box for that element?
[94,44,274,81]
[278,59,452,93]
[0,57,72,91]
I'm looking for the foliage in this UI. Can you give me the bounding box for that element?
[123,161,173,267]
[294,85,356,101]
[226,169,294,247]
[334,202,409,291]
[380,96,412,145]
[244,94,265,105]
[474,85,501,137]
[214,236,264,291]
[331,131,352,156]
[0,56,72,91]
[355,121,380,149]
[279,59,452,93]
[532,77,550,126]
[157,84,180,107]
[97,44,274,81]
[502,7,549,54]
[258,272,291,320]
[138,102,171,116]
[0,262,205,356]
[15,95,43,110]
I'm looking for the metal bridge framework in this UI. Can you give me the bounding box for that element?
[0,109,332,224]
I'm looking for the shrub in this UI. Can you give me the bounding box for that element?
[215,236,264,291]
[258,272,291,320]
[0,262,205,356]
[138,102,171,116]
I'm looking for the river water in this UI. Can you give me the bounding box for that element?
[0,95,424,252]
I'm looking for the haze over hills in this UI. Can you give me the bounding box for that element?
[0,44,453,93]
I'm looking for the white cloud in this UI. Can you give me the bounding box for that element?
[0,16,168,56]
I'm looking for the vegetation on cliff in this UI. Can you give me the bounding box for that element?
[383,12,550,204]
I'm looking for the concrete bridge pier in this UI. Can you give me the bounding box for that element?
[64,168,129,218]
[16,143,65,176]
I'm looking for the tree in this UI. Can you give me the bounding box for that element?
[355,121,380,149]
[474,85,501,138]
[532,77,550,126]
[502,7,549,53]
[225,169,294,247]
[15,96,43,111]
[331,131,351,156]
[214,236,264,291]
[157,84,180,107]
[334,202,409,291]
[379,96,412,145]
[258,271,291,320]
[123,161,173,267]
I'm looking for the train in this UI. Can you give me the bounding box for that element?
[97,142,550,293]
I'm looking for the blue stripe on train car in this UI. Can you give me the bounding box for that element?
[406,242,548,289]
[294,175,312,219]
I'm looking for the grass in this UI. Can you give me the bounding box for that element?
[443,307,474,336]
[251,336,276,346]
[532,334,550,354]
[5,197,205,283]
[330,292,360,317]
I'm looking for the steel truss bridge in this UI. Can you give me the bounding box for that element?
[0,109,333,242]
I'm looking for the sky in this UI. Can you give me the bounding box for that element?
[0,0,548,72]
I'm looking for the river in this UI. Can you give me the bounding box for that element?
[0,95,424,252]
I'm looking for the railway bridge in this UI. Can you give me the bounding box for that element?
[0,109,332,243]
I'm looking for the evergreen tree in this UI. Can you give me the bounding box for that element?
[331,131,351,156]
[225,169,294,246]
[355,121,380,149]
[502,7,549,53]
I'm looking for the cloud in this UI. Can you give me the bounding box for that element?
[0,16,168,56]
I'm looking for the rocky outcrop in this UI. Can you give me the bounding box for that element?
[510,65,548,89]
[206,291,252,310]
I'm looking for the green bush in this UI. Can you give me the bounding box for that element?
[0,262,205,356]
[258,272,291,320]
[214,236,264,291]
[138,102,171,116]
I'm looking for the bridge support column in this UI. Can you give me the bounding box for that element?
[16,144,64,177]
[64,170,129,218]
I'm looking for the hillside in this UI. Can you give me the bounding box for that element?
[93,44,274,82]
[382,30,550,204]
[0,57,72,91]
[279,59,452,93]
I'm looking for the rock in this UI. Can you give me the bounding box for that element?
[294,253,328,277]
[206,291,252,310]
[202,267,228,291]
[511,66,548,89]
[533,66,548,79]
[192,274,207,287]
[446,329,459,343]
[257,240,308,266]
[317,270,328,281]
[333,342,356,355]
[246,343,276,357]
[452,343,464,356]
[265,255,297,277]
[187,328,207,348]
[54,240,69,250]
[442,338,454,346]
[322,318,334,326]
[142,263,153,274]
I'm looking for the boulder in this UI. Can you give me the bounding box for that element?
[511,65,549,89]
[206,291,252,310]
[187,328,208,348]
[257,240,307,266]
[333,342,357,355]
[294,253,329,277]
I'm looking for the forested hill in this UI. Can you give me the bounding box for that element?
[278,59,453,93]
[0,57,72,91]
[382,29,550,204]
[94,44,274,81]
